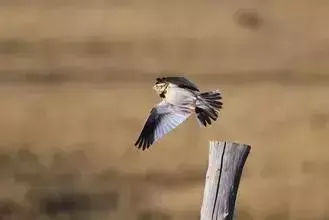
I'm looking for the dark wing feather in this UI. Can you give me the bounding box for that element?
[134,101,191,150]
[157,76,200,91]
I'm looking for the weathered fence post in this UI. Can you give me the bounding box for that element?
[200,141,251,220]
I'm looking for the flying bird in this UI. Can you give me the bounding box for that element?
[134,76,223,150]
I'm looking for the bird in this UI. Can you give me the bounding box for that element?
[134,76,223,150]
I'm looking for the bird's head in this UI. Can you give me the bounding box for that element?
[153,78,168,95]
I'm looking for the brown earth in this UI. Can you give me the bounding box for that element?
[0,1,329,220]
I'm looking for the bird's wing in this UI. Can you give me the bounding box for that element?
[157,76,200,91]
[134,101,192,150]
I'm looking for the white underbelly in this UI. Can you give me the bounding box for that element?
[165,86,196,107]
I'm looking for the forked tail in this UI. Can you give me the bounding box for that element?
[195,90,223,127]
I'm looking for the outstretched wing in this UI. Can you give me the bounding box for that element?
[156,76,200,91]
[134,101,192,150]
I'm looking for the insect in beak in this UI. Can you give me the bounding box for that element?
[153,82,167,95]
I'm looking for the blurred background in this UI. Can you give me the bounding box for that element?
[0,0,329,219]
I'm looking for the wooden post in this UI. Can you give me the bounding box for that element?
[200,141,251,220]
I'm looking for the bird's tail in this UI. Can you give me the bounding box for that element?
[195,90,223,127]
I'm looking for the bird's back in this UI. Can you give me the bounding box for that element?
[165,83,197,107]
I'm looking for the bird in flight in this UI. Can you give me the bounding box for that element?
[134,76,223,150]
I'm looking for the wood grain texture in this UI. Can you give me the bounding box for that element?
[200,141,251,220]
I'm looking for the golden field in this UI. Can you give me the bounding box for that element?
[0,1,329,219]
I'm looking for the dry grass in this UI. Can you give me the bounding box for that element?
[0,1,329,219]
[0,83,329,219]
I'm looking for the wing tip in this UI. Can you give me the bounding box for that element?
[134,138,152,151]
